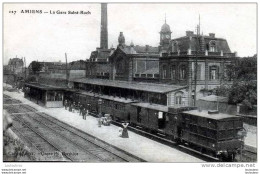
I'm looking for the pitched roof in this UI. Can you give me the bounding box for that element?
[70,78,186,93]
[8,58,23,65]
[90,48,113,59]
[182,110,240,120]
[25,82,65,90]
[119,45,159,55]
[171,35,232,53]
[69,60,86,70]
[199,95,228,103]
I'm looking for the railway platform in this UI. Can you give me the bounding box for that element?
[4,89,204,162]
[3,88,256,162]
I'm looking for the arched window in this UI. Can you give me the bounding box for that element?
[209,65,219,80]
[175,91,184,105]
[162,65,167,79]
[179,65,186,80]
[171,65,176,80]
[209,40,217,52]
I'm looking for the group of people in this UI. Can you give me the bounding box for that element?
[63,99,129,138]
[64,100,88,120]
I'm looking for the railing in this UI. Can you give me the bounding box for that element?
[167,51,236,57]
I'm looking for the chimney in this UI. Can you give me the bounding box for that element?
[209,33,215,38]
[100,3,108,49]
[145,45,149,53]
[186,31,194,37]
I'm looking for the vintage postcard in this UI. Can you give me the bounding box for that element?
[2,2,258,173]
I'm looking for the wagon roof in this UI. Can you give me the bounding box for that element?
[71,78,186,93]
[76,90,137,104]
[131,102,169,112]
[182,110,240,120]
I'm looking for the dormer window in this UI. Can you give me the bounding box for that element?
[209,40,217,52]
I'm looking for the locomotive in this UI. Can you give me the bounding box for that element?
[64,89,243,161]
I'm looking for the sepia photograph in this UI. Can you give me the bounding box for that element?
[2,2,257,169]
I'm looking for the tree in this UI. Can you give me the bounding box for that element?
[31,61,42,74]
[223,55,257,109]
[228,81,257,109]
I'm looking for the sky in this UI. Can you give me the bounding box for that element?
[3,3,257,66]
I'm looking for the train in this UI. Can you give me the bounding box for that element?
[64,89,244,161]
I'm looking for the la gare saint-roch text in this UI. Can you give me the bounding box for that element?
[50,10,91,15]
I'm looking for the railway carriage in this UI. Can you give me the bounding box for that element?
[63,89,243,161]
[66,90,136,120]
[129,103,170,133]
[179,110,243,160]
[127,103,243,160]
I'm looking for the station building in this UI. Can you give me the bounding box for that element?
[160,31,236,105]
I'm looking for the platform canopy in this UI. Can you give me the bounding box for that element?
[71,78,186,94]
[25,82,66,91]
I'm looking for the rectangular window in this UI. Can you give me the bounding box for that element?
[210,66,219,80]
[163,70,167,79]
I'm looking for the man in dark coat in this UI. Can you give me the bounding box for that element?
[64,100,68,110]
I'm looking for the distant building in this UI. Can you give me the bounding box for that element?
[3,57,25,86]
[7,58,24,74]
[68,60,87,79]
[86,3,114,80]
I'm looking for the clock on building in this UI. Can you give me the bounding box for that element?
[166,35,170,39]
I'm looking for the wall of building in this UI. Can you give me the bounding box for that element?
[69,70,86,79]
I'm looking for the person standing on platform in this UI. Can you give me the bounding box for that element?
[98,117,102,127]
[121,122,129,138]
[64,100,68,110]
[79,104,83,116]
[69,101,72,112]
[82,108,86,120]
[77,102,81,113]
[72,102,76,113]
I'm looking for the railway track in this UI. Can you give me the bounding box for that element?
[4,102,143,162]
[4,94,11,98]
[3,98,22,104]
[33,112,144,162]
[241,145,257,162]
[11,113,107,162]
[10,117,71,161]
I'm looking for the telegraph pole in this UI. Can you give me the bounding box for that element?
[194,15,200,106]
[65,53,68,87]
[24,57,26,80]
